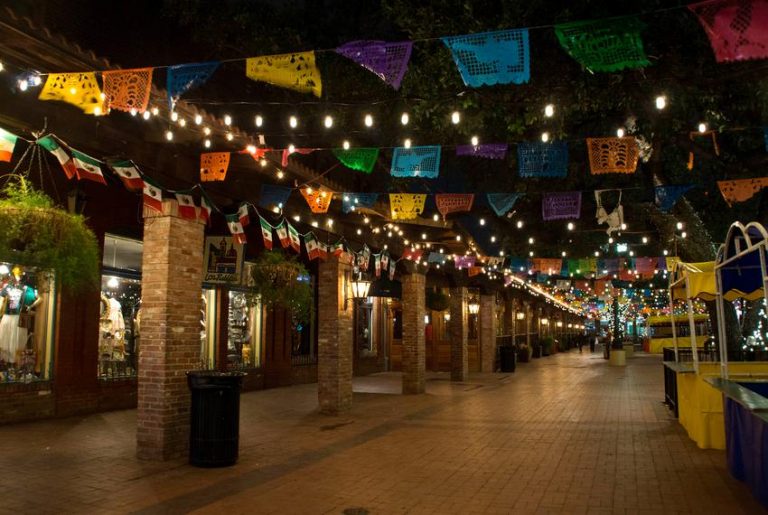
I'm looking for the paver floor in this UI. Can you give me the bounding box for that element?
[0,351,763,514]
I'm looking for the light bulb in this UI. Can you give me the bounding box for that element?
[171,111,179,122]
[663,249,669,256]
[491,236,496,243]
[130,108,138,117]
[594,251,600,257]
[0,264,8,275]
[142,111,151,120]
[433,214,439,222]
[203,126,211,135]
[620,223,627,231]
[642,236,649,244]
[401,112,409,125]
[616,128,625,137]
[342,140,350,150]
[260,159,267,167]
[363,217,370,224]
[151,107,159,116]
[226,132,234,141]
[655,95,667,110]
[293,215,300,222]
[608,237,614,244]
[195,114,202,125]
[451,111,460,124]
[681,231,687,239]
[288,144,296,154]
[204,139,211,148]
[544,104,554,117]
[541,132,550,143]
[224,114,232,125]
[479,218,485,226]
[404,138,411,148]
[676,221,684,230]
[289,116,298,128]
[18,79,28,91]
[276,170,284,179]
[561,251,567,257]
[698,122,707,133]
[327,218,334,227]
[165,130,174,141]
[516,220,523,229]
[456,235,461,241]
[311,221,318,228]
[93,106,102,116]
[324,115,333,128]
[421,233,427,240]
[364,114,373,127]
[0,62,3,72]
[306,187,313,194]
[567,222,574,231]
[528,237,534,244]
[471,135,479,146]
[178,118,186,127]
[255,115,264,127]
[357,229,362,235]
[69,86,77,95]
[107,277,119,289]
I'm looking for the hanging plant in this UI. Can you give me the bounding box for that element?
[248,250,312,322]
[0,176,99,292]
[426,289,450,311]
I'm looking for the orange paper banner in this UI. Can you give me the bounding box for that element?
[200,152,231,181]
[300,188,333,213]
[587,137,639,174]
[102,68,153,113]
[717,177,768,206]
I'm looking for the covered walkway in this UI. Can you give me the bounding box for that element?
[0,352,762,514]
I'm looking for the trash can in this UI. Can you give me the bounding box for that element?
[187,371,246,467]
[499,346,516,373]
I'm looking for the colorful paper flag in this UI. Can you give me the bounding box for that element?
[389,260,396,280]
[275,221,290,248]
[333,148,379,174]
[542,191,581,220]
[200,152,231,181]
[71,150,106,185]
[0,129,18,163]
[109,160,144,191]
[518,141,569,178]
[555,17,650,72]
[487,193,523,216]
[342,193,379,213]
[237,203,250,227]
[259,216,273,250]
[143,179,163,213]
[335,40,413,89]
[38,72,103,115]
[101,68,153,113]
[245,51,322,97]
[300,188,333,213]
[259,184,292,210]
[390,146,441,178]
[389,193,426,220]
[226,214,247,245]
[442,29,530,86]
[167,61,220,110]
[305,232,321,260]
[175,193,197,220]
[455,143,508,159]
[333,241,345,257]
[375,255,382,277]
[287,222,301,253]
[37,135,76,179]
[435,194,474,219]
[689,0,768,63]
[199,193,213,224]
[587,137,639,174]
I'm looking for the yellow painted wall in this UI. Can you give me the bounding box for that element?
[648,336,708,354]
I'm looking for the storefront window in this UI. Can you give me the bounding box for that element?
[226,290,262,370]
[200,288,216,369]
[356,299,374,356]
[0,263,55,383]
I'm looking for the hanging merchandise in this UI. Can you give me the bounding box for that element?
[332,148,379,174]
[554,17,650,72]
[687,130,720,170]
[108,160,144,191]
[258,184,292,210]
[389,193,427,220]
[689,0,768,62]
[38,72,103,115]
[335,40,413,90]
[455,143,508,159]
[142,177,163,213]
[654,184,695,212]
[587,137,639,174]
[226,214,247,245]
[199,192,213,224]
[717,177,768,206]
[287,221,301,253]
[454,255,476,269]
[200,152,231,181]
[594,190,624,235]
[0,129,18,163]
[166,61,220,110]
[101,68,153,113]
[300,188,333,213]
[37,135,77,179]
[237,203,250,227]
[70,149,107,185]
[435,194,474,219]
[442,29,530,86]
[542,191,581,220]
[175,193,197,220]
[342,193,378,213]
[281,147,315,167]
[390,146,441,178]
[305,232,321,260]
[245,51,322,97]
[275,221,290,248]
[517,141,569,178]
[487,193,523,216]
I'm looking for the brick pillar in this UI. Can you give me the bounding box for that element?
[479,294,497,372]
[449,287,468,381]
[503,295,514,336]
[317,255,353,414]
[525,302,532,346]
[137,200,204,461]
[401,271,426,394]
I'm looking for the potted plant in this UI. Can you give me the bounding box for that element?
[247,250,312,322]
[426,289,450,312]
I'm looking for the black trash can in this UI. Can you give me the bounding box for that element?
[499,346,516,373]
[187,371,246,467]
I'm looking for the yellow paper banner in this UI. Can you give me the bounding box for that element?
[38,72,103,115]
[389,193,426,220]
[246,51,322,98]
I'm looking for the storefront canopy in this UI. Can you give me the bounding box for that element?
[716,222,768,301]
[670,261,717,301]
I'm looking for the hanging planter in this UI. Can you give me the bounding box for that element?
[426,289,450,312]
[248,250,312,322]
[0,177,99,292]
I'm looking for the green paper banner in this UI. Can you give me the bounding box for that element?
[332,148,379,174]
[555,17,650,73]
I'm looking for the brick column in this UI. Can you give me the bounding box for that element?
[401,271,426,394]
[525,302,532,346]
[137,200,204,461]
[449,287,468,381]
[317,255,353,414]
[479,294,497,372]
[503,295,514,336]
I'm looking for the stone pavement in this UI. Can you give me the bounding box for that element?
[0,351,763,514]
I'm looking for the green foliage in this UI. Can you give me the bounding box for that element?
[248,250,312,322]
[426,289,450,311]
[0,177,99,292]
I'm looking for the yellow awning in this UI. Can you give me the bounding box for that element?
[671,261,716,301]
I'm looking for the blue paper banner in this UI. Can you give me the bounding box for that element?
[391,146,441,178]
[509,257,529,271]
[654,184,695,213]
[442,29,530,87]
[518,141,569,178]
[258,184,292,210]
[487,193,523,216]
[427,252,447,264]
[342,193,379,213]
[167,61,220,110]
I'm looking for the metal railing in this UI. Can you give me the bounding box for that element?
[291,353,318,366]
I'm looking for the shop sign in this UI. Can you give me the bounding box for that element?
[203,236,244,284]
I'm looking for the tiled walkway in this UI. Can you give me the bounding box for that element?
[0,351,763,514]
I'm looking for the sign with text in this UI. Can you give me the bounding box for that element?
[203,236,244,284]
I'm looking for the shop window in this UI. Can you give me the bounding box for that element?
[200,288,217,369]
[356,299,375,356]
[0,263,55,383]
[226,290,262,370]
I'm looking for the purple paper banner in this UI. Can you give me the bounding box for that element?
[454,255,476,269]
[455,143,508,160]
[335,40,413,90]
[542,191,581,220]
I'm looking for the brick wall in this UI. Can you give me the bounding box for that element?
[316,256,353,414]
[401,272,426,394]
[136,201,204,461]
[449,287,468,381]
[0,382,54,423]
[480,294,496,373]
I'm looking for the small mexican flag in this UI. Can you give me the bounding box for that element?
[37,135,76,179]
[305,232,320,260]
[275,221,290,248]
[226,214,247,245]
[389,260,396,280]
[381,253,389,269]
[375,255,382,277]
[259,216,273,250]
[143,178,163,213]
[71,149,107,185]
[318,242,328,261]
[175,193,197,220]
[332,241,344,257]
[199,194,212,224]
[238,203,250,227]
[110,160,144,191]
[0,129,18,162]
[287,222,301,253]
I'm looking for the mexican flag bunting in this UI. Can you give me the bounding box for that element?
[199,193,213,224]
[389,260,396,280]
[375,254,382,277]
[259,216,273,250]
[238,203,250,227]
[142,178,163,213]
[71,149,107,185]
[0,129,18,162]
[287,221,301,253]
[360,245,371,271]
[109,160,144,191]
[305,232,321,260]
[381,252,389,269]
[37,135,77,179]
[226,213,247,245]
[332,241,344,256]
[275,221,290,248]
[175,193,197,220]
[318,242,328,261]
